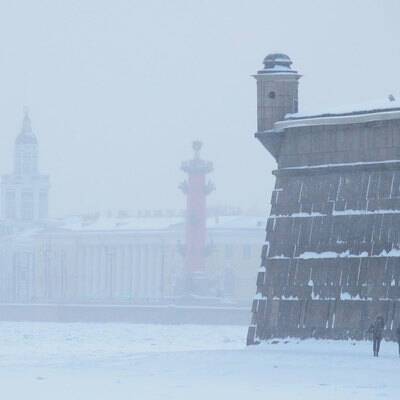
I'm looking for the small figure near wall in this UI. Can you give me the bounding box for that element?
[367,316,385,357]
[396,324,400,357]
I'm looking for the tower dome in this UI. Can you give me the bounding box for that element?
[259,53,297,74]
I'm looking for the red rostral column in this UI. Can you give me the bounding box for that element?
[180,141,214,292]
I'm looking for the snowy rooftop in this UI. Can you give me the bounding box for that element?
[60,215,183,232]
[285,97,400,121]
[52,215,265,233]
[273,96,400,130]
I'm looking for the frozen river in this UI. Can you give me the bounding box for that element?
[0,322,398,400]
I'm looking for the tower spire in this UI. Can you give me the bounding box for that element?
[21,106,32,134]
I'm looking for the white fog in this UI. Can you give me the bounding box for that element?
[0,1,400,399]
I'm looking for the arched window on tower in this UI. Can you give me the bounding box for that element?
[293,98,298,113]
[21,191,34,220]
[39,191,48,219]
[5,191,16,219]
[22,151,33,175]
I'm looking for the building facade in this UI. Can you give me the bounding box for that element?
[248,54,400,343]
[0,215,263,305]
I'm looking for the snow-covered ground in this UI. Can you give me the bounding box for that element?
[0,322,398,400]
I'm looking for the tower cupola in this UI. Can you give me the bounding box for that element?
[14,108,39,176]
[260,53,297,73]
[254,53,301,132]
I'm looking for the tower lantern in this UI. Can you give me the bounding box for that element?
[180,141,214,293]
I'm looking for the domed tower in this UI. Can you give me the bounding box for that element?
[14,109,39,176]
[254,53,301,132]
[1,109,50,226]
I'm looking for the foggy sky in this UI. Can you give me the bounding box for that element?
[0,0,399,217]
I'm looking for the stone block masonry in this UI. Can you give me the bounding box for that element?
[247,54,400,343]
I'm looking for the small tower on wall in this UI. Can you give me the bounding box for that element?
[254,53,301,132]
[180,141,214,295]
[1,108,50,228]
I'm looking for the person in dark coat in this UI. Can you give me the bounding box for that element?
[367,316,385,357]
[396,325,400,357]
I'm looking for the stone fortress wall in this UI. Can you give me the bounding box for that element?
[248,54,400,343]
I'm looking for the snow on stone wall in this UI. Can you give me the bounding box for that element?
[249,116,400,343]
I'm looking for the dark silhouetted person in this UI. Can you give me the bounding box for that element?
[367,316,385,357]
[396,325,400,357]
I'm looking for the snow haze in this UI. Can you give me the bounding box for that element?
[0,0,399,216]
[1,3,400,399]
